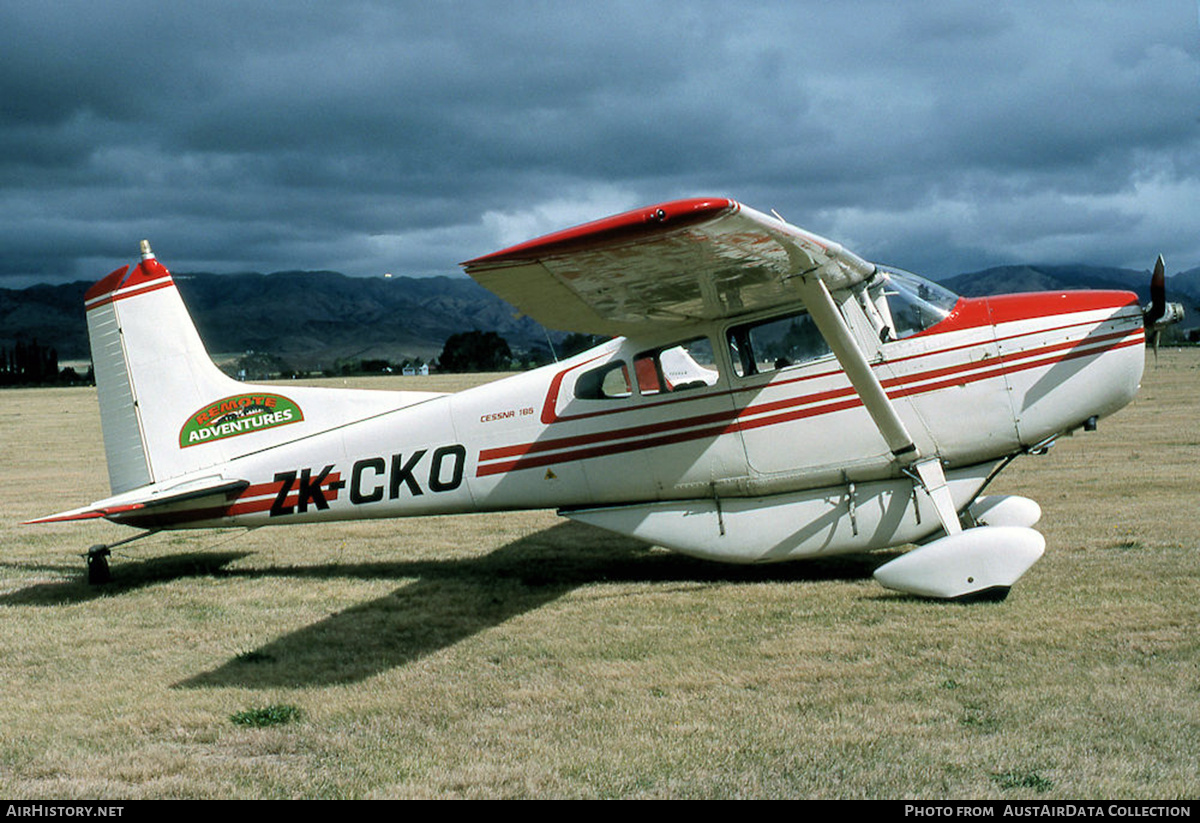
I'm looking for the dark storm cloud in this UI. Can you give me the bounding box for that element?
[1,1,1197,287]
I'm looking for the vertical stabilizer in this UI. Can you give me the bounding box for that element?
[85,243,247,493]
[83,243,444,498]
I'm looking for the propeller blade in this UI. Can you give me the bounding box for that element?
[1145,254,1167,327]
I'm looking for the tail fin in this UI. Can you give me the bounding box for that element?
[86,242,248,493]
[85,243,444,498]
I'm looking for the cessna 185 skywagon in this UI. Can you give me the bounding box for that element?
[29,198,1180,599]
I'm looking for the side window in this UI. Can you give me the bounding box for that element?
[574,361,632,400]
[727,312,831,377]
[635,337,719,395]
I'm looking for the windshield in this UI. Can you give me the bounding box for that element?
[875,266,960,338]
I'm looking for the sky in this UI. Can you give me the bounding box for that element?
[2,1,1198,288]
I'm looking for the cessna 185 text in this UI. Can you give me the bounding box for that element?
[28,198,1180,600]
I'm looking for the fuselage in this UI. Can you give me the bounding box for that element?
[117,285,1145,540]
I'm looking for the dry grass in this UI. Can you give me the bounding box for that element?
[0,355,1197,799]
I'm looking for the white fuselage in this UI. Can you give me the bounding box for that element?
[127,288,1144,564]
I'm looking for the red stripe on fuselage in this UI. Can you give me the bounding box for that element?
[228,471,344,516]
[111,472,344,528]
[485,325,1140,464]
[535,295,1142,427]
[476,306,1143,477]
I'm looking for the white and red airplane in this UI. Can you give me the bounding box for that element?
[28,198,1178,599]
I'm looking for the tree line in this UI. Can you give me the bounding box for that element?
[0,339,91,387]
[435,330,605,372]
[0,330,611,387]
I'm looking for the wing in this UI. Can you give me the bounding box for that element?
[465,197,927,472]
[461,198,875,335]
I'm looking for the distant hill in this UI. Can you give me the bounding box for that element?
[3,263,1197,367]
[174,271,557,369]
[942,264,1199,330]
[1169,266,1200,305]
[0,271,555,369]
[0,280,93,361]
[940,264,1150,298]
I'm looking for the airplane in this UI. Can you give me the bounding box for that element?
[25,197,1182,600]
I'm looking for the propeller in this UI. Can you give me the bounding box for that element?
[1143,254,1185,356]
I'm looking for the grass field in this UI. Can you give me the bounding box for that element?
[1,353,1197,799]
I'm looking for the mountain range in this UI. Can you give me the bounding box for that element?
[3,264,1197,369]
[1,271,552,369]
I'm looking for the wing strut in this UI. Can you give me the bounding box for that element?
[794,276,962,536]
[794,276,916,458]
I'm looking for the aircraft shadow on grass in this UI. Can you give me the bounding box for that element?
[0,552,254,606]
[169,520,888,689]
[0,522,886,687]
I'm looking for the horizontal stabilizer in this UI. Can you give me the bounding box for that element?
[25,477,248,526]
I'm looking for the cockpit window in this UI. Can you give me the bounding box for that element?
[874,266,959,339]
[727,311,832,378]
